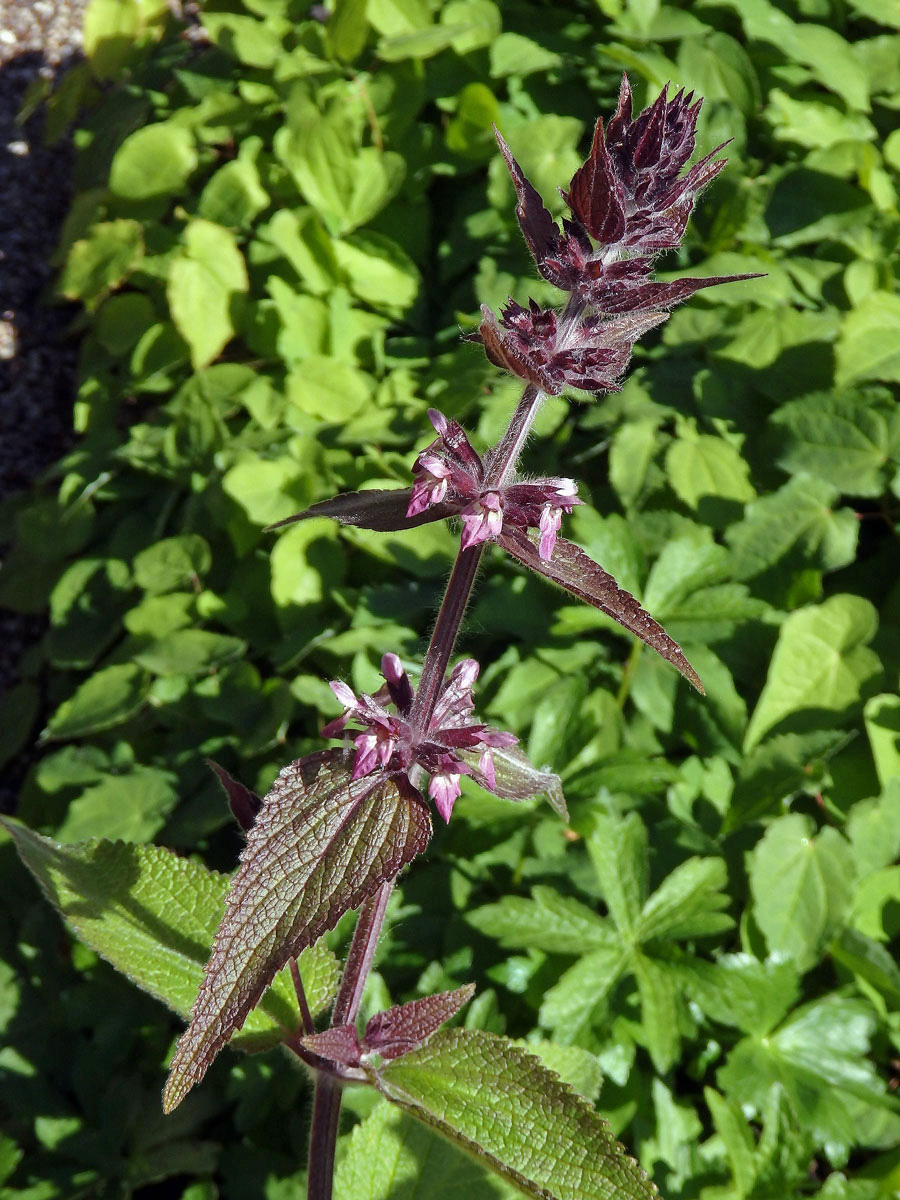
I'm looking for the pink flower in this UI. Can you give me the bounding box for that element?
[460,491,504,549]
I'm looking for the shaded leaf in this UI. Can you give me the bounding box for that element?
[0,818,340,1053]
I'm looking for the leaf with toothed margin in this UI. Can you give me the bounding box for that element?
[372,1027,658,1200]
[461,744,568,821]
[266,489,456,533]
[363,984,476,1062]
[497,528,704,693]
[162,750,431,1113]
[0,817,340,1055]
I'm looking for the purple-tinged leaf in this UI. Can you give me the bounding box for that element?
[498,528,704,694]
[265,490,455,533]
[162,750,431,1113]
[363,984,475,1062]
[563,118,627,244]
[207,760,261,832]
[301,1024,362,1067]
[462,743,568,821]
[373,1027,658,1200]
[494,128,562,266]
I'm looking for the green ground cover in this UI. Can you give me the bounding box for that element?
[1,0,900,1196]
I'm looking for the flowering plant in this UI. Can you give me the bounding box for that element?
[7,76,756,1200]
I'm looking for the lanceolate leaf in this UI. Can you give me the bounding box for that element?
[498,528,704,693]
[0,817,340,1051]
[373,1027,658,1200]
[266,489,455,532]
[163,751,431,1112]
[364,984,476,1061]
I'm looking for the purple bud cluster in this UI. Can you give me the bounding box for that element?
[468,76,756,397]
[323,653,517,822]
[408,409,581,560]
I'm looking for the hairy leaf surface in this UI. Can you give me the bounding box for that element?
[163,751,430,1111]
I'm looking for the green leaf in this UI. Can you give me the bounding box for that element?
[727,476,859,580]
[829,926,900,1009]
[0,818,339,1052]
[45,662,149,739]
[55,766,179,843]
[260,208,342,295]
[334,231,420,316]
[489,32,562,78]
[275,104,405,235]
[586,813,647,939]
[766,89,876,149]
[847,781,900,873]
[163,751,430,1112]
[717,996,889,1157]
[665,433,755,510]
[637,857,732,942]
[632,954,681,1072]
[703,1087,758,1198]
[328,0,370,61]
[335,1099,516,1199]
[374,1028,657,1200]
[132,629,247,675]
[197,158,269,228]
[109,122,199,200]
[57,219,144,306]
[684,954,800,1037]
[167,220,249,370]
[771,389,900,498]
[538,948,626,1035]
[201,12,285,68]
[467,885,615,955]
[133,535,211,594]
[837,293,900,387]
[286,354,374,422]
[744,595,881,750]
[749,813,855,969]
[864,695,900,793]
[724,729,845,832]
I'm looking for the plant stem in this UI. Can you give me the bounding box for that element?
[307,1074,342,1200]
[306,381,546,1200]
[332,881,393,1025]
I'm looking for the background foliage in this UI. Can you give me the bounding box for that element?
[2,0,900,1196]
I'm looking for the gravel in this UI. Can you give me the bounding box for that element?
[0,0,86,807]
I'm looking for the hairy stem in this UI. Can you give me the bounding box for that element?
[306,380,546,1200]
[307,1075,342,1200]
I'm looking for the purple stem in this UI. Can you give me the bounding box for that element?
[307,1075,342,1200]
[305,380,547,1200]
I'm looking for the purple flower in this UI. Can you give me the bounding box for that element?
[467,77,761,396]
[324,654,517,822]
[406,408,581,559]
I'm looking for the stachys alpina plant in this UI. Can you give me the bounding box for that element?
[9,77,759,1200]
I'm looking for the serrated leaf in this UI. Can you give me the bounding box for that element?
[374,1027,657,1200]
[539,947,626,1035]
[0,818,339,1052]
[717,996,891,1157]
[266,488,453,533]
[745,595,881,750]
[637,857,732,943]
[749,813,855,970]
[334,1098,516,1200]
[468,886,616,956]
[683,954,800,1037]
[723,729,846,832]
[586,813,647,938]
[499,528,703,693]
[829,927,900,1009]
[704,1087,758,1198]
[632,954,681,1073]
[836,293,900,387]
[163,751,430,1111]
[363,984,476,1061]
